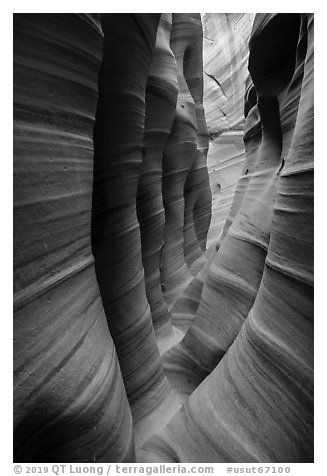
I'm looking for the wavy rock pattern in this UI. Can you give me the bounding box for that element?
[13,14,134,462]
[160,13,211,309]
[91,15,182,451]
[136,14,178,344]
[142,13,314,462]
[14,12,313,464]
[203,13,255,135]
[203,14,255,246]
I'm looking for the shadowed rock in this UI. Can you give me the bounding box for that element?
[141,13,313,463]
[13,12,313,464]
[136,14,179,350]
[13,13,134,462]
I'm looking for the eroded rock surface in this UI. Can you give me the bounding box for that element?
[14,13,313,463]
[13,14,134,462]
[203,13,255,245]
[142,13,314,463]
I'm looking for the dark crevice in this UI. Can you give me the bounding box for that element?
[204,71,227,99]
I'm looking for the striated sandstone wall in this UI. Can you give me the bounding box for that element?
[203,13,255,135]
[13,12,211,462]
[142,13,313,463]
[202,13,255,244]
[13,14,135,462]
[14,13,313,464]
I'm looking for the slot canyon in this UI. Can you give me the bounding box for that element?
[13,13,314,463]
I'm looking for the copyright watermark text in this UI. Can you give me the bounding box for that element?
[13,465,214,476]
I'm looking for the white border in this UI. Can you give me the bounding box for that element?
[4,4,325,474]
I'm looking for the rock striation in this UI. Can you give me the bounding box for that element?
[202,13,255,245]
[142,13,314,463]
[160,13,211,309]
[14,12,313,464]
[136,14,178,343]
[91,13,173,427]
[13,14,134,462]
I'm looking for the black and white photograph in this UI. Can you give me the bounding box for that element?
[11,3,317,472]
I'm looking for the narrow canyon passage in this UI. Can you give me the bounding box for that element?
[13,13,314,463]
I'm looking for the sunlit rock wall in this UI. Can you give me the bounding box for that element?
[202,13,255,244]
[14,12,313,465]
[13,14,135,462]
[142,13,313,463]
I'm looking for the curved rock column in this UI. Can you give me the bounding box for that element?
[220,12,309,245]
[136,14,179,347]
[161,13,306,395]
[141,13,313,463]
[218,78,261,243]
[169,78,259,345]
[182,14,212,272]
[91,14,177,426]
[160,14,199,308]
[13,13,134,462]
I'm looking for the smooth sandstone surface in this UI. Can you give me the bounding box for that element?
[91,13,182,451]
[13,14,134,462]
[14,13,313,463]
[136,14,178,343]
[161,14,210,309]
[142,13,313,463]
[203,14,255,246]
